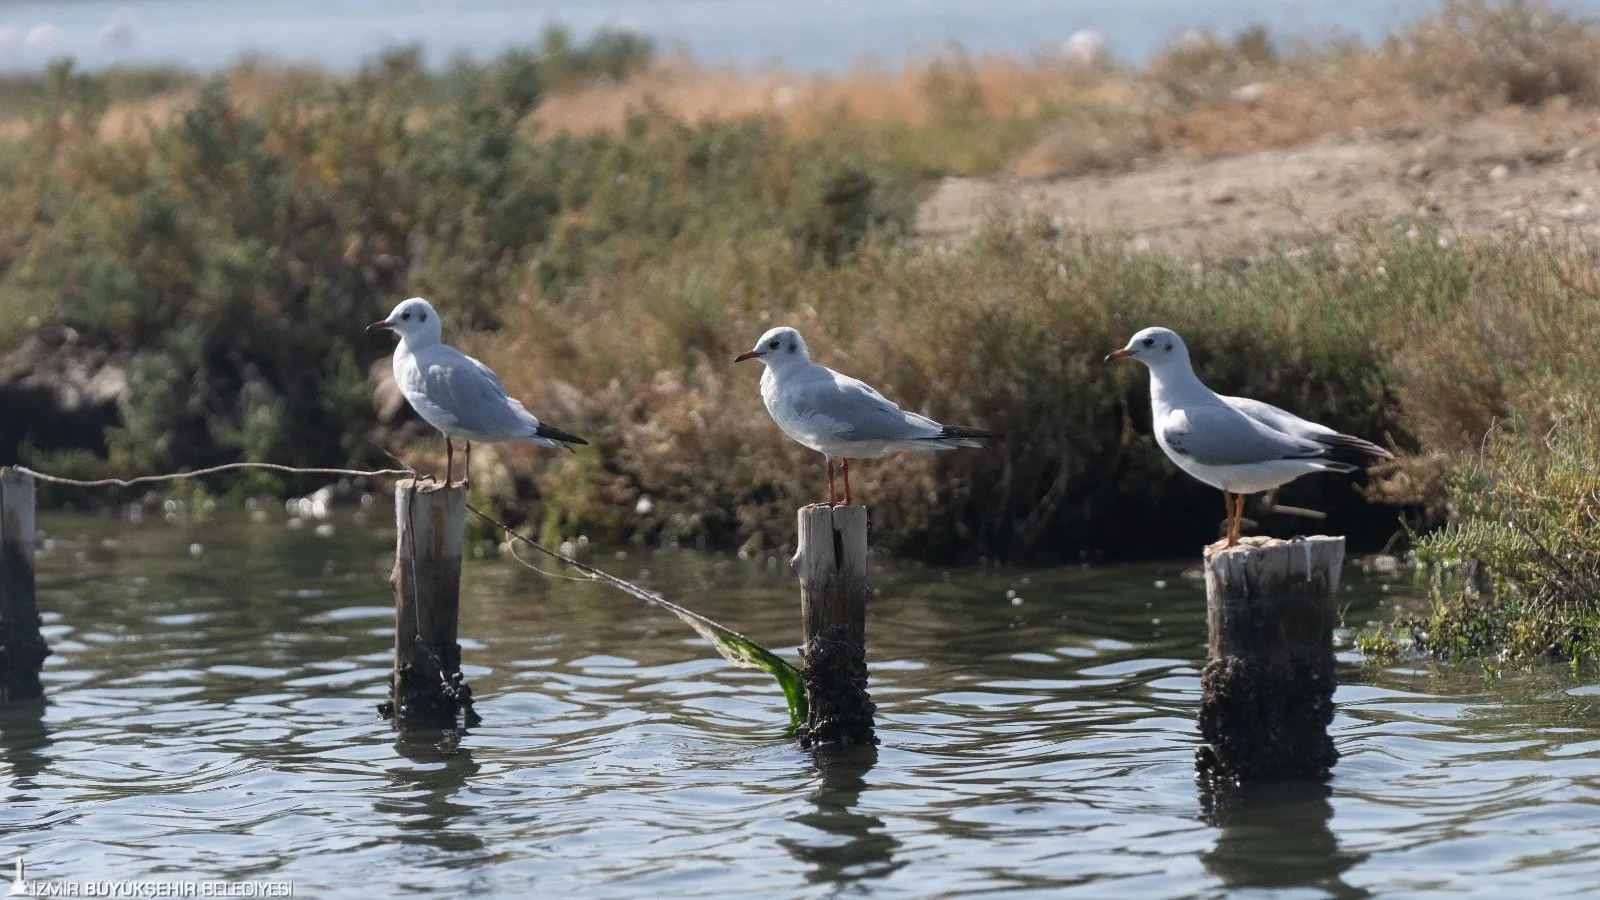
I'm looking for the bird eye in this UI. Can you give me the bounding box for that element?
[768,339,780,349]
[1142,337,1155,347]
[401,312,412,321]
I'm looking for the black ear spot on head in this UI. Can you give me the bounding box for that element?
[419,311,427,322]
[1164,341,1173,351]
[787,342,796,353]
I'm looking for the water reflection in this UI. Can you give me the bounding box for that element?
[24,511,1600,896]
[781,746,902,887]
[0,698,50,796]
[380,728,486,857]
[1200,780,1369,898]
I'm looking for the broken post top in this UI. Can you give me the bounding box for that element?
[793,505,869,579]
[1203,535,1346,601]
[1204,534,1344,561]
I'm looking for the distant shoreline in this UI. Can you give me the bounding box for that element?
[0,0,1578,76]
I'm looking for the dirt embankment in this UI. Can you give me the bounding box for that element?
[917,111,1600,254]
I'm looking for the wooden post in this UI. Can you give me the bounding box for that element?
[0,469,48,702]
[382,479,474,727]
[1196,535,1342,782]
[793,505,876,749]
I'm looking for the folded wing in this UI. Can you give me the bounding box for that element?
[1224,395,1392,464]
[420,349,539,437]
[787,370,944,442]
[1161,403,1328,466]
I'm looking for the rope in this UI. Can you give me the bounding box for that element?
[10,462,416,489]
[463,501,776,668]
[506,541,593,582]
[5,459,796,714]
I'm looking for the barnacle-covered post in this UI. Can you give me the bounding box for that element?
[0,469,48,701]
[793,505,877,748]
[1197,535,1342,782]
[383,479,474,727]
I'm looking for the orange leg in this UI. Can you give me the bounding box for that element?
[840,458,852,506]
[463,440,472,488]
[1228,493,1246,547]
[826,457,837,506]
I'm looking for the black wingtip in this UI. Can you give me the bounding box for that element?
[1316,432,1392,467]
[535,423,588,446]
[938,425,1003,441]
[932,425,1001,448]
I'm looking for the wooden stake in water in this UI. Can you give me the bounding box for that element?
[384,479,474,726]
[1197,535,1342,782]
[793,505,877,748]
[0,469,49,701]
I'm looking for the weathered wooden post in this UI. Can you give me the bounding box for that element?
[1196,535,1342,782]
[0,469,48,702]
[382,479,474,727]
[793,505,877,749]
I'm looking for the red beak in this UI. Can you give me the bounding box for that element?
[368,319,392,332]
[1104,348,1133,361]
[734,350,758,362]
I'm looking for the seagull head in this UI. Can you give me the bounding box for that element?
[369,297,442,347]
[1105,326,1190,370]
[735,326,809,369]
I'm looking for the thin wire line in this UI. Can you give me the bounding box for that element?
[506,540,592,582]
[11,462,416,489]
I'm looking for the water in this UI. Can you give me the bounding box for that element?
[4,508,1600,897]
[1,0,1598,75]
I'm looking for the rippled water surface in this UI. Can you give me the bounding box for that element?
[5,509,1600,897]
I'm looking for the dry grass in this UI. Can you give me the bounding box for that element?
[1387,0,1600,107]
[535,51,1106,134]
[7,1,1597,182]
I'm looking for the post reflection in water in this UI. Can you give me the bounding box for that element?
[379,727,488,857]
[1200,779,1370,899]
[780,746,903,887]
[0,698,51,798]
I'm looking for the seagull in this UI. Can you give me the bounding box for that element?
[735,326,1000,506]
[1106,326,1391,547]
[369,298,586,485]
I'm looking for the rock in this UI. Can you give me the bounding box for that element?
[1229,82,1270,106]
[1061,30,1105,66]
[1359,554,1401,574]
[1489,163,1510,182]
[0,327,129,463]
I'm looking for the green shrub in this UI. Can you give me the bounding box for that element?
[1404,407,1600,662]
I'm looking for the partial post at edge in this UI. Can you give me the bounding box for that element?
[793,505,877,749]
[0,468,49,701]
[1197,535,1343,783]
[384,479,474,727]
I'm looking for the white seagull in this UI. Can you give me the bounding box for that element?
[369,298,586,485]
[736,326,1000,506]
[1106,326,1391,547]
